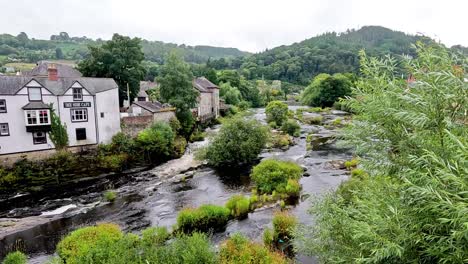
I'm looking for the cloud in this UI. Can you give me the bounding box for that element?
[0,0,466,52]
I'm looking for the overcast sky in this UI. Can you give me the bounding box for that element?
[0,0,466,52]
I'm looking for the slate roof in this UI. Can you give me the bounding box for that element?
[0,76,118,95]
[22,102,51,110]
[133,101,167,113]
[26,62,82,78]
[193,77,219,93]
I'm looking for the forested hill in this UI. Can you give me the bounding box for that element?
[0,32,249,65]
[209,26,430,84]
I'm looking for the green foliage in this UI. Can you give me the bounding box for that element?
[302,115,323,125]
[177,204,230,233]
[301,73,352,107]
[266,212,298,251]
[108,132,135,155]
[267,132,292,149]
[220,82,242,105]
[2,251,27,264]
[173,136,188,157]
[49,106,68,149]
[219,233,288,264]
[157,52,197,136]
[237,100,251,110]
[344,158,358,170]
[251,159,303,194]
[285,179,301,198]
[56,223,123,264]
[99,154,128,171]
[296,44,468,263]
[168,117,181,133]
[103,190,117,202]
[280,119,300,137]
[350,168,368,179]
[141,227,170,247]
[225,195,251,218]
[205,118,268,167]
[78,34,146,106]
[265,101,289,126]
[136,122,175,160]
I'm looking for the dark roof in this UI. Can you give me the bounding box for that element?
[26,62,82,78]
[133,101,165,113]
[193,77,218,93]
[22,102,51,110]
[0,76,118,95]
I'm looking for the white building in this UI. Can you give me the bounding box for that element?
[0,63,121,155]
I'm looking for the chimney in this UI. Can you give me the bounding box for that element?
[48,63,58,81]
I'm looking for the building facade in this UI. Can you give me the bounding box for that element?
[192,77,219,122]
[0,63,121,155]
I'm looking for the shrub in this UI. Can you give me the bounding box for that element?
[173,136,188,157]
[300,73,352,107]
[350,168,368,179]
[136,122,175,160]
[56,223,123,264]
[205,118,268,167]
[141,226,170,247]
[267,133,292,149]
[169,117,182,133]
[268,121,278,128]
[225,195,251,218]
[344,158,358,170]
[265,101,289,126]
[272,211,297,242]
[285,179,301,198]
[108,132,135,154]
[263,228,274,248]
[103,190,117,202]
[281,119,300,137]
[237,100,251,111]
[189,130,205,142]
[49,107,69,150]
[2,251,27,264]
[303,115,323,125]
[177,204,230,233]
[99,153,128,171]
[219,233,288,264]
[251,159,303,194]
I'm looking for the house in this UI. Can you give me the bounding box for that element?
[0,63,121,155]
[137,81,158,102]
[129,101,175,123]
[192,77,219,122]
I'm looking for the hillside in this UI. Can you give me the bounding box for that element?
[0,32,249,67]
[210,26,429,84]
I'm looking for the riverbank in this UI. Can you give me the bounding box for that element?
[0,107,352,263]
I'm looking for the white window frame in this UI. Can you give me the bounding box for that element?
[25,110,51,126]
[73,88,83,101]
[0,123,9,136]
[71,108,88,122]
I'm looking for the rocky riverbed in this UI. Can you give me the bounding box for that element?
[0,106,352,263]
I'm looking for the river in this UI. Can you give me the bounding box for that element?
[0,106,352,263]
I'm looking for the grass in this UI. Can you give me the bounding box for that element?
[177,204,230,233]
[2,251,27,264]
[225,195,251,218]
[103,190,117,202]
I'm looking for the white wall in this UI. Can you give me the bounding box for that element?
[0,94,57,154]
[198,92,213,117]
[95,88,121,144]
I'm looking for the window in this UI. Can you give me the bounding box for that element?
[76,128,87,140]
[0,99,6,113]
[28,88,42,101]
[71,108,88,122]
[137,96,146,101]
[73,88,83,101]
[32,131,47,144]
[0,123,9,136]
[100,112,105,118]
[25,110,50,125]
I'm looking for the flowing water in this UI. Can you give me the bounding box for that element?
[0,106,352,263]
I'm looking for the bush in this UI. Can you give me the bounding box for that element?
[103,190,117,202]
[169,117,182,134]
[136,122,175,160]
[173,136,188,157]
[2,251,27,264]
[300,73,352,107]
[189,130,205,142]
[205,118,268,167]
[344,158,358,170]
[225,195,251,218]
[281,119,300,137]
[265,101,289,126]
[177,204,230,233]
[285,179,301,198]
[272,211,297,242]
[251,159,303,194]
[303,115,323,125]
[267,133,292,149]
[99,153,128,171]
[219,233,288,264]
[56,223,123,264]
[350,168,368,179]
[237,100,251,111]
[108,132,135,155]
[141,226,170,247]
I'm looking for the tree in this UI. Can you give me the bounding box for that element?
[265,101,289,126]
[55,47,64,59]
[157,52,198,136]
[295,44,468,263]
[219,82,241,105]
[205,118,268,167]
[78,34,146,106]
[301,73,352,107]
[49,107,68,150]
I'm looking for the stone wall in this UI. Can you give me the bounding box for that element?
[121,115,153,138]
